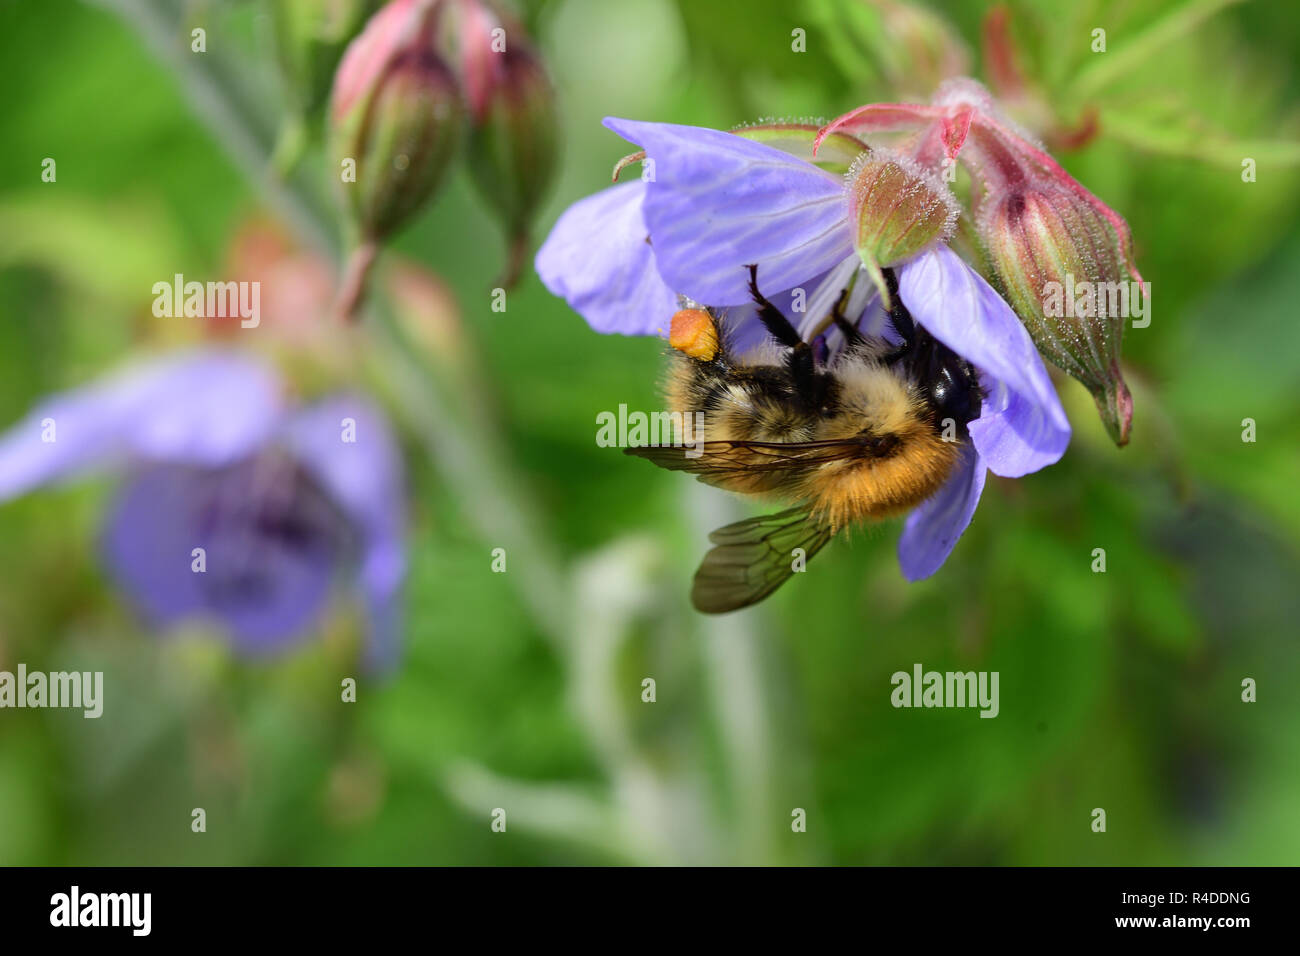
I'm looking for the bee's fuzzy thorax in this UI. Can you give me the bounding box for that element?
[803,355,960,530]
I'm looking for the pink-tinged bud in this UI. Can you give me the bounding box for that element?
[846,149,958,305]
[819,78,1143,444]
[947,80,1141,445]
[981,186,1136,444]
[386,257,469,369]
[330,0,421,123]
[456,2,558,288]
[220,217,334,345]
[330,0,464,245]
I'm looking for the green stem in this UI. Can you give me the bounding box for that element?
[366,300,571,647]
[335,240,379,322]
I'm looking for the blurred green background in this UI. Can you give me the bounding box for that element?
[0,0,1297,865]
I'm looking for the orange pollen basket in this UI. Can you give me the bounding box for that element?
[668,309,719,361]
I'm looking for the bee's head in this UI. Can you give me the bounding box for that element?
[925,359,983,430]
[904,331,983,433]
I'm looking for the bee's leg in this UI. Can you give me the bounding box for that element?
[745,264,820,403]
[880,267,917,364]
[745,264,803,348]
[830,286,866,348]
[883,268,916,343]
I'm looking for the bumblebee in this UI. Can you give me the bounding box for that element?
[627,265,983,613]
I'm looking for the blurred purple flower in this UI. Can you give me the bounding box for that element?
[536,118,1071,579]
[0,351,406,669]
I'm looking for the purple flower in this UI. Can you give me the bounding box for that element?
[534,128,844,353]
[536,117,1071,579]
[535,180,678,335]
[0,351,406,670]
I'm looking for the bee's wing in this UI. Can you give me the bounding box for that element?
[625,437,867,493]
[691,506,834,613]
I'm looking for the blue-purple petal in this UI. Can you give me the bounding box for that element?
[897,444,986,581]
[282,395,407,671]
[603,117,853,307]
[101,460,341,655]
[101,466,210,633]
[0,351,283,500]
[897,246,1070,477]
[534,180,678,336]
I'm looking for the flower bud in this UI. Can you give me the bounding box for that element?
[386,257,475,378]
[820,78,1143,444]
[846,149,958,305]
[330,0,464,245]
[457,1,558,287]
[981,185,1137,444]
[962,97,1142,447]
